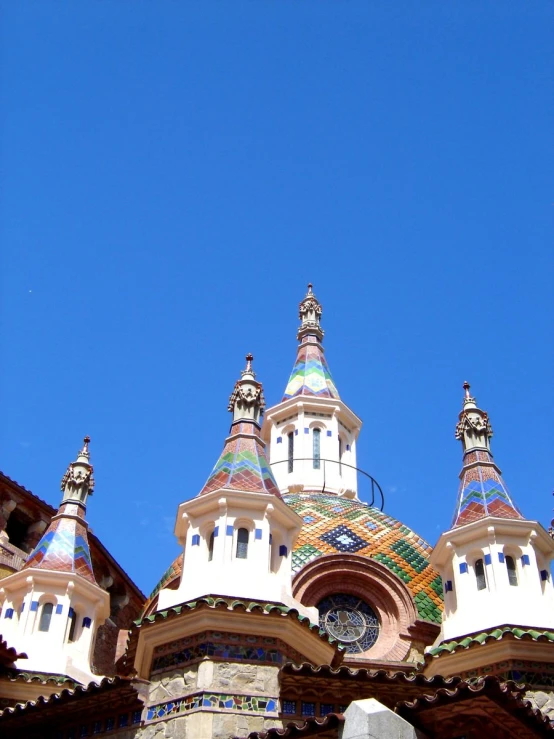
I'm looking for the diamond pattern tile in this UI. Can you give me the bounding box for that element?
[320,524,368,553]
[200,420,281,498]
[285,492,443,624]
[452,450,523,527]
[283,341,339,400]
[24,505,96,584]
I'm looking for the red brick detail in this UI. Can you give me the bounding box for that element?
[292,553,422,663]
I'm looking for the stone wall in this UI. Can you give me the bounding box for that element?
[141,660,283,739]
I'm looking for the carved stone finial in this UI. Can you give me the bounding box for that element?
[61,436,95,504]
[228,355,266,425]
[455,384,493,454]
[297,283,324,343]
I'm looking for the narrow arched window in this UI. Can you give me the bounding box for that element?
[236,528,249,559]
[506,555,518,586]
[288,432,294,473]
[313,428,321,469]
[39,602,54,632]
[68,609,77,642]
[208,530,215,562]
[338,437,343,476]
[475,559,486,591]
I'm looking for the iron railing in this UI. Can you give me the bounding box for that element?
[269,457,385,511]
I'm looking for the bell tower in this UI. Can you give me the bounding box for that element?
[262,285,362,499]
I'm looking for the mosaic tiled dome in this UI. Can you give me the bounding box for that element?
[145,493,443,624]
[284,493,443,624]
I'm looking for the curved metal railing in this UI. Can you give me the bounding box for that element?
[269,457,385,511]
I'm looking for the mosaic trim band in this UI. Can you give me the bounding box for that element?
[150,630,303,675]
[146,692,278,721]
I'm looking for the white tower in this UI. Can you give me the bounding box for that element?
[429,384,554,655]
[0,438,110,685]
[262,285,362,499]
[158,355,316,620]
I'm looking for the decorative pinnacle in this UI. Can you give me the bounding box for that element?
[455,383,493,453]
[242,353,254,376]
[297,283,324,343]
[78,436,91,460]
[61,436,95,503]
[228,355,266,424]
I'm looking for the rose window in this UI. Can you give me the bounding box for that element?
[317,593,379,653]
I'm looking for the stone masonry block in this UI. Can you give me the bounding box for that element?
[340,698,428,739]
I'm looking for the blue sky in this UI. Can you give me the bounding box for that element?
[1,2,553,596]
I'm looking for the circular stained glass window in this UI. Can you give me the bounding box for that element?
[317,594,379,653]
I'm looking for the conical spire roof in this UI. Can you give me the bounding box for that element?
[23,437,97,584]
[200,355,281,497]
[282,284,340,401]
[451,383,523,528]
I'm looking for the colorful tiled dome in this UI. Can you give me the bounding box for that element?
[145,493,443,625]
[284,492,443,624]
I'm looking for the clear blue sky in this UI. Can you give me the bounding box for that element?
[1,2,552,595]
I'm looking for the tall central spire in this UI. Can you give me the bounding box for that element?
[451,383,523,527]
[282,284,339,400]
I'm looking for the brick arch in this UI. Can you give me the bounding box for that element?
[292,553,419,662]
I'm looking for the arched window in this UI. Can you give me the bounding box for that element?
[68,608,78,642]
[236,528,249,559]
[506,555,518,586]
[475,559,486,591]
[338,437,343,476]
[208,530,215,562]
[39,602,54,632]
[313,428,321,469]
[288,432,294,473]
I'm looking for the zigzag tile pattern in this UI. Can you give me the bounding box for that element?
[200,421,281,498]
[283,342,339,400]
[284,492,443,624]
[452,450,523,528]
[24,511,96,584]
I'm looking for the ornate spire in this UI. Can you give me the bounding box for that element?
[23,437,97,584]
[283,284,339,401]
[451,383,523,528]
[297,283,324,343]
[200,357,281,498]
[60,436,95,506]
[227,354,266,426]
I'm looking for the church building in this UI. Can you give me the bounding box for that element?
[0,285,553,738]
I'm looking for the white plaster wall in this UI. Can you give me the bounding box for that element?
[440,532,554,640]
[159,502,316,622]
[0,572,108,683]
[267,403,358,496]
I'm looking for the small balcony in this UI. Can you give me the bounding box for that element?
[269,458,384,510]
